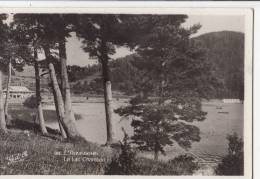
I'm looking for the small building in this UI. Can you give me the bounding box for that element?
[3,86,34,99]
[222,99,242,103]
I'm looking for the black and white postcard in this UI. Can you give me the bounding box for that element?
[0,7,253,178]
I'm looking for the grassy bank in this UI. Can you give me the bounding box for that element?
[0,122,111,175]
[0,119,203,175]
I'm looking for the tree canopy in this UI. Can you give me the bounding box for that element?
[115,15,221,160]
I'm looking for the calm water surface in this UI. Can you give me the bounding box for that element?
[44,99,243,161]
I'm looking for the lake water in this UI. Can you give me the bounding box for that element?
[44,99,132,144]
[44,99,243,162]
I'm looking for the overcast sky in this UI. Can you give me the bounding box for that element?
[182,15,244,36]
[66,15,245,67]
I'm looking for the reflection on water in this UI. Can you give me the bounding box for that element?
[45,99,243,162]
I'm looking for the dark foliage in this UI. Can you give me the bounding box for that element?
[114,15,220,160]
[67,64,101,82]
[23,95,37,109]
[105,132,140,175]
[215,133,244,175]
[194,31,244,100]
[115,96,203,158]
[71,78,103,95]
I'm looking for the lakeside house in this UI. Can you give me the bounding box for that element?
[222,99,242,103]
[3,86,34,100]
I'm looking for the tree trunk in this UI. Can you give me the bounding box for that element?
[103,80,114,144]
[58,121,67,138]
[51,82,67,139]
[43,45,79,140]
[154,149,159,161]
[59,38,66,100]
[59,38,77,125]
[0,70,7,133]
[100,39,115,145]
[34,49,48,135]
[4,60,11,121]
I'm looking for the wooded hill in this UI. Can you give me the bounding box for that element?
[193,31,244,99]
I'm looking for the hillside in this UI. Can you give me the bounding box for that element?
[2,66,49,91]
[194,31,244,99]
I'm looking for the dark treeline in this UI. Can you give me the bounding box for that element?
[68,64,101,82]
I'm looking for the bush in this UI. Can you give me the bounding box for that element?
[215,133,244,175]
[23,95,37,109]
[105,132,140,175]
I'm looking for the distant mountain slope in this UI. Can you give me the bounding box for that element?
[194,31,244,73]
[193,31,244,99]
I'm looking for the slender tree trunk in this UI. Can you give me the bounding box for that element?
[154,149,159,161]
[4,59,11,121]
[100,38,115,145]
[51,82,67,139]
[0,70,7,133]
[59,38,76,125]
[34,49,48,135]
[58,121,67,138]
[43,45,79,140]
[59,38,66,100]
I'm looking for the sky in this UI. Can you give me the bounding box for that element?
[182,15,244,36]
[66,33,134,66]
[66,15,245,67]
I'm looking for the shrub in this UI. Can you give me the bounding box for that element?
[105,132,140,175]
[215,133,244,175]
[23,95,37,109]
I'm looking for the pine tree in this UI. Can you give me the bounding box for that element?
[115,15,221,160]
[76,15,134,145]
